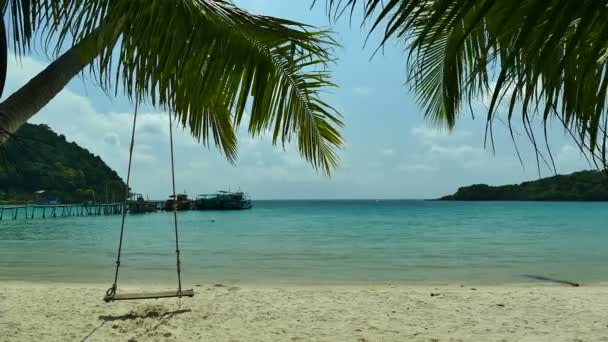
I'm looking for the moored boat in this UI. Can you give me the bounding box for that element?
[195,191,252,210]
[164,193,193,211]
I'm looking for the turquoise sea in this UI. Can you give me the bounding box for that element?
[0,200,607,286]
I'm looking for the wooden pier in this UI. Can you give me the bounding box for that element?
[0,203,124,221]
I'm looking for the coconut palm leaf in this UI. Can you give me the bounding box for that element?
[322,0,608,168]
[1,0,343,173]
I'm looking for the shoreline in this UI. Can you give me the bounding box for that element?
[2,278,604,289]
[1,271,603,287]
[0,280,600,289]
[2,281,607,341]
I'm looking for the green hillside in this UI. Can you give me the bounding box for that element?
[0,123,126,204]
[439,170,608,201]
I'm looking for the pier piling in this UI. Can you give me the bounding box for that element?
[0,203,124,221]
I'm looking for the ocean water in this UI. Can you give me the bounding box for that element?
[0,200,607,286]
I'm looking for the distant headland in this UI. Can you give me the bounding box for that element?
[438,170,608,201]
[0,123,126,204]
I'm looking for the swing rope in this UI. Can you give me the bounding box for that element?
[105,105,187,301]
[168,112,183,295]
[105,101,139,299]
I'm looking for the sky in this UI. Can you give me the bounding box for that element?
[3,0,591,200]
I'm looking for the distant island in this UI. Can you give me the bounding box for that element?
[439,170,608,201]
[0,123,126,204]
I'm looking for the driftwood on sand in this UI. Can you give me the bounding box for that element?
[522,275,580,287]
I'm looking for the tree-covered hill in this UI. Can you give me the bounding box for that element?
[0,123,126,204]
[439,170,608,201]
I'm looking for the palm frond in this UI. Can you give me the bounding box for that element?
[323,0,608,169]
[2,0,343,173]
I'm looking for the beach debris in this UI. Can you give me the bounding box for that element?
[470,288,477,291]
[163,332,172,337]
[214,283,226,287]
[430,293,440,297]
[496,304,505,307]
[521,274,580,287]
[143,309,161,318]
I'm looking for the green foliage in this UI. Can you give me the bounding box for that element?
[440,171,608,201]
[1,0,343,174]
[0,123,126,203]
[323,0,608,168]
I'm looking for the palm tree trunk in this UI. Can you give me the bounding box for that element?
[0,22,121,144]
[0,17,8,99]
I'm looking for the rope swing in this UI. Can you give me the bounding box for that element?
[104,104,194,302]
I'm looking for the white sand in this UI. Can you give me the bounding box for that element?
[1,282,608,341]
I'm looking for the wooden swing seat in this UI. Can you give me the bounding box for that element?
[104,289,194,302]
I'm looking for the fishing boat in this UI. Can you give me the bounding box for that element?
[164,193,193,211]
[195,191,252,210]
[128,193,157,213]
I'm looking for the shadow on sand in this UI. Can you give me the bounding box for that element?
[81,308,192,341]
[98,308,192,321]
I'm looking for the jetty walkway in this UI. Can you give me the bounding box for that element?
[0,203,124,221]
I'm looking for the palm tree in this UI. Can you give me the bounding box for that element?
[322,0,608,169]
[0,16,6,99]
[0,0,343,173]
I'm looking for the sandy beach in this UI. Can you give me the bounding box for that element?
[1,282,607,341]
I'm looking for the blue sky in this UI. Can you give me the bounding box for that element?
[4,0,590,199]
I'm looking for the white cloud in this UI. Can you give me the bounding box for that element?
[3,55,46,97]
[381,148,395,156]
[556,144,582,163]
[353,86,373,96]
[411,125,472,143]
[411,126,449,140]
[397,163,438,173]
[409,124,488,167]
[429,144,484,160]
[103,132,120,146]
[553,144,593,173]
